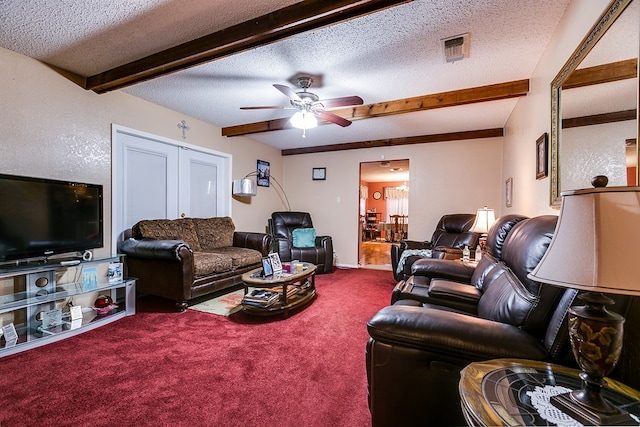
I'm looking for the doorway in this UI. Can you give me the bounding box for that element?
[358,159,409,269]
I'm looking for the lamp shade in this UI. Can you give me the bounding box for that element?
[470,206,496,234]
[290,111,318,129]
[528,186,640,296]
[232,177,256,196]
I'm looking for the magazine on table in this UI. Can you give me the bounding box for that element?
[242,289,281,306]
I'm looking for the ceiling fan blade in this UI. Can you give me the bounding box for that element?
[315,110,352,127]
[240,106,289,110]
[273,84,302,101]
[318,96,364,109]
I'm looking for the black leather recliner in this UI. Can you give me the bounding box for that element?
[366,214,640,426]
[269,211,334,274]
[390,213,480,281]
[390,214,528,306]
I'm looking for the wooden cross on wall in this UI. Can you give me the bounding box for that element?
[177,120,190,139]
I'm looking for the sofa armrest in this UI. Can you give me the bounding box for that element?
[119,238,192,261]
[233,231,272,256]
[367,305,548,360]
[410,258,475,282]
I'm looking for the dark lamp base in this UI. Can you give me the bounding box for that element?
[551,392,634,426]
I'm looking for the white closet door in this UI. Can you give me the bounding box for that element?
[112,125,231,253]
[114,132,179,237]
[178,148,226,219]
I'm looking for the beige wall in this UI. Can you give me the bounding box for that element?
[0,46,286,259]
[0,0,612,269]
[501,0,609,216]
[283,138,503,267]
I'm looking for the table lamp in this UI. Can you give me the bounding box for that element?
[528,181,640,425]
[470,206,495,251]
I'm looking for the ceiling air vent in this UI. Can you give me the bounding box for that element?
[442,33,470,63]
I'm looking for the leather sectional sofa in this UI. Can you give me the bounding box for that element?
[366,214,640,426]
[120,217,271,311]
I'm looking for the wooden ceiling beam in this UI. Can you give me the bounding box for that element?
[562,109,637,129]
[281,128,504,155]
[85,0,412,93]
[222,79,529,137]
[562,58,637,90]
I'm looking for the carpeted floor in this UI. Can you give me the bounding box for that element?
[0,267,395,427]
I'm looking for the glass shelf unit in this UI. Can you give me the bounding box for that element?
[0,255,135,357]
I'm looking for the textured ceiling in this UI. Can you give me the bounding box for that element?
[0,0,574,154]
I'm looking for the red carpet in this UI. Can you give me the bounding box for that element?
[0,268,394,427]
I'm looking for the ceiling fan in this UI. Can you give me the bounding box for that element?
[240,76,364,136]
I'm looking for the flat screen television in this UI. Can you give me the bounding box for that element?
[0,173,103,263]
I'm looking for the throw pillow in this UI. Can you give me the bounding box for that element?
[292,228,316,248]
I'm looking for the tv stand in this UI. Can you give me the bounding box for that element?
[0,255,135,357]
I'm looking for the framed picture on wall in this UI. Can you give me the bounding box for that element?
[505,177,513,207]
[257,160,270,187]
[312,167,326,180]
[536,133,548,180]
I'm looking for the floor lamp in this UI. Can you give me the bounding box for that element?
[528,183,640,425]
[232,170,291,211]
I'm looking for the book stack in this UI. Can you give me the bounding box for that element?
[242,289,281,307]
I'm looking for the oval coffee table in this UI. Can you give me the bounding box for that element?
[241,262,316,317]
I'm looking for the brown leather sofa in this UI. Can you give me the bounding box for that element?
[120,217,271,311]
[390,213,480,281]
[366,215,640,426]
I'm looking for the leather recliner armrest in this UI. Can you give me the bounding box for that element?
[119,238,192,261]
[399,240,432,251]
[367,305,548,360]
[316,235,334,270]
[432,246,463,260]
[410,258,475,282]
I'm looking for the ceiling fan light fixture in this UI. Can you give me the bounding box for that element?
[290,111,318,130]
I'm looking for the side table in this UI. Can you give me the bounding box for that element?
[459,359,640,426]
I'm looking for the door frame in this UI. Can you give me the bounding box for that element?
[111,124,232,254]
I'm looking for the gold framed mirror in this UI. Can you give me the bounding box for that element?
[550,0,639,206]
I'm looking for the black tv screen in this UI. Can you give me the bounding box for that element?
[0,174,103,263]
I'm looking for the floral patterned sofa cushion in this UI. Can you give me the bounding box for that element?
[133,218,202,251]
[191,217,235,250]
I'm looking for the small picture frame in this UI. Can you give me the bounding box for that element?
[268,252,282,273]
[536,132,549,180]
[257,160,270,187]
[312,167,326,180]
[261,256,273,277]
[505,177,513,207]
[108,262,123,284]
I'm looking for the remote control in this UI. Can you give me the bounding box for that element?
[60,260,81,266]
